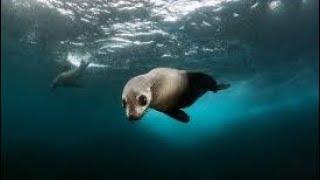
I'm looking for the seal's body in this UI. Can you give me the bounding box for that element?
[122,67,230,123]
[51,60,90,90]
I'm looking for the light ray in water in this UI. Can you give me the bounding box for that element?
[66,52,109,69]
[139,79,318,146]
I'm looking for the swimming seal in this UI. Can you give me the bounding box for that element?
[121,67,230,123]
[50,60,90,90]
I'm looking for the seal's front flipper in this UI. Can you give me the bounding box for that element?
[164,109,190,123]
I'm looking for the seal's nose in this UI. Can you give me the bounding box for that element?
[128,114,139,121]
[50,84,57,91]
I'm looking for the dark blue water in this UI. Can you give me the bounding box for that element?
[1,0,319,179]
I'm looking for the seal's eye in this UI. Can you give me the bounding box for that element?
[122,99,127,108]
[138,95,147,106]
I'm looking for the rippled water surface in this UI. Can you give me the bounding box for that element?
[1,0,319,179]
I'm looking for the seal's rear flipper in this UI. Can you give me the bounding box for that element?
[164,109,190,123]
[188,72,228,93]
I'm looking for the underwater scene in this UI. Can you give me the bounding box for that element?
[1,0,319,179]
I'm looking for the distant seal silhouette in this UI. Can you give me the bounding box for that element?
[50,60,90,90]
[121,67,230,123]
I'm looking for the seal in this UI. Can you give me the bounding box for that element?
[50,60,90,90]
[121,67,230,123]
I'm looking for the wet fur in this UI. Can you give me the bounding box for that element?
[122,67,230,123]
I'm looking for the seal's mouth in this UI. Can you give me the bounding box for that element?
[128,118,140,122]
[128,114,139,120]
[50,83,57,91]
[127,112,146,122]
[126,109,148,122]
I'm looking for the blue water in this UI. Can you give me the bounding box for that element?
[1,0,319,179]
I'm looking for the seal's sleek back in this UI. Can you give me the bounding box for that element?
[122,67,230,123]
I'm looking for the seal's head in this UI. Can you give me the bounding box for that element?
[122,75,152,121]
[50,79,59,91]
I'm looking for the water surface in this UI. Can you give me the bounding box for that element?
[1,0,319,179]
